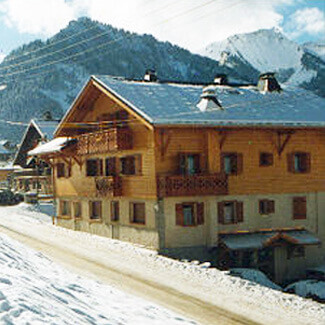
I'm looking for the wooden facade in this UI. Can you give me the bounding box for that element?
[33,77,325,283]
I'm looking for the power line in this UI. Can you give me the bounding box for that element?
[0,0,221,79]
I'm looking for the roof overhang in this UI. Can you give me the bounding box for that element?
[219,229,320,250]
[28,137,75,157]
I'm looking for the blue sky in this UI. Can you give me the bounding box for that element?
[0,0,324,61]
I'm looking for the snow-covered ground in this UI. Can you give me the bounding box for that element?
[0,203,324,325]
[0,205,196,324]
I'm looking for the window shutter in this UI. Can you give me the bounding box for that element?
[304,153,311,173]
[293,197,306,219]
[194,154,201,174]
[98,159,103,176]
[129,203,134,223]
[197,202,204,225]
[268,200,275,214]
[220,153,225,173]
[287,153,294,173]
[175,204,183,226]
[218,202,225,224]
[135,155,142,175]
[236,153,243,175]
[178,153,186,175]
[236,201,244,223]
[106,157,116,176]
[259,200,264,214]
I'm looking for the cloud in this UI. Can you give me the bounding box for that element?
[285,7,325,38]
[0,0,77,35]
[0,0,297,51]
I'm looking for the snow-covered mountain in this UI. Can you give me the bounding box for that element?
[200,28,325,97]
[0,17,240,142]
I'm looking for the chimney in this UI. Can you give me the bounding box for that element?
[196,86,223,112]
[257,72,282,92]
[42,111,53,121]
[214,74,228,85]
[144,69,158,82]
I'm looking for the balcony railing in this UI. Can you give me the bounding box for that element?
[157,173,228,197]
[95,176,122,197]
[76,127,133,155]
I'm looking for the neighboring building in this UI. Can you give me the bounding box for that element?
[30,74,325,283]
[12,118,59,196]
[0,140,16,162]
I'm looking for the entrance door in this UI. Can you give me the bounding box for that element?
[257,247,275,280]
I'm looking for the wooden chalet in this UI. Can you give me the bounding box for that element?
[29,74,325,283]
[12,118,59,196]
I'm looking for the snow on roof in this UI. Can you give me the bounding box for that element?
[220,230,320,250]
[92,75,325,127]
[32,119,60,140]
[28,137,72,156]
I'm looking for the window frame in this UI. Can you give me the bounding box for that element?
[178,153,201,175]
[259,152,273,167]
[293,196,307,220]
[110,201,120,222]
[60,200,71,217]
[73,201,82,220]
[259,199,275,215]
[120,155,141,176]
[218,200,244,225]
[86,159,103,177]
[287,152,311,174]
[129,202,146,225]
[221,152,243,175]
[175,202,204,227]
[89,200,102,220]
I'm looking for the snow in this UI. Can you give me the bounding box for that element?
[0,203,324,325]
[0,233,196,325]
[227,269,281,291]
[285,280,325,301]
[201,28,303,72]
[28,137,71,156]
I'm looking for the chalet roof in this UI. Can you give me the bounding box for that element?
[91,75,325,128]
[219,229,320,250]
[32,119,60,141]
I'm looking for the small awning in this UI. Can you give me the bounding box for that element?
[220,229,320,250]
[28,137,75,156]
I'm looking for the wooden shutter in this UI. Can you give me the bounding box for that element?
[178,153,186,175]
[287,153,295,173]
[135,155,142,175]
[98,159,103,176]
[129,203,134,223]
[236,201,244,223]
[293,197,307,219]
[218,202,225,224]
[220,153,225,173]
[268,200,275,214]
[197,202,204,225]
[302,153,311,173]
[194,154,201,174]
[175,204,183,226]
[106,157,116,176]
[236,153,243,175]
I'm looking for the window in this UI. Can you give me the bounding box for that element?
[221,153,243,175]
[130,202,145,224]
[89,201,102,220]
[60,200,70,216]
[86,159,103,177]
[287,246,305,259]
[175,202,204,226]
[259,199,275,215]
[57,163,65,178]
[179,153,200,175]
[111,201,119,221]
[218,201,243,224]
[293,197,307,220]
[73,202,82,219]
[287,152,310,173]
[57,162,71,178]
[120,155,141,175]
[259,152,273,167]
[105,157,116,176]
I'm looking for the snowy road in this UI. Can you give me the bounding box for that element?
[0,204,324,325]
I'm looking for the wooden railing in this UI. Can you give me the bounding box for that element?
[157,173,228,197]
[95,176,122,197]
[76,128,133,155]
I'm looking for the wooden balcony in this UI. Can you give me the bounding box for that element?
[76,127,133,155]
[95,176,122,197]
[157,173,228,197]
